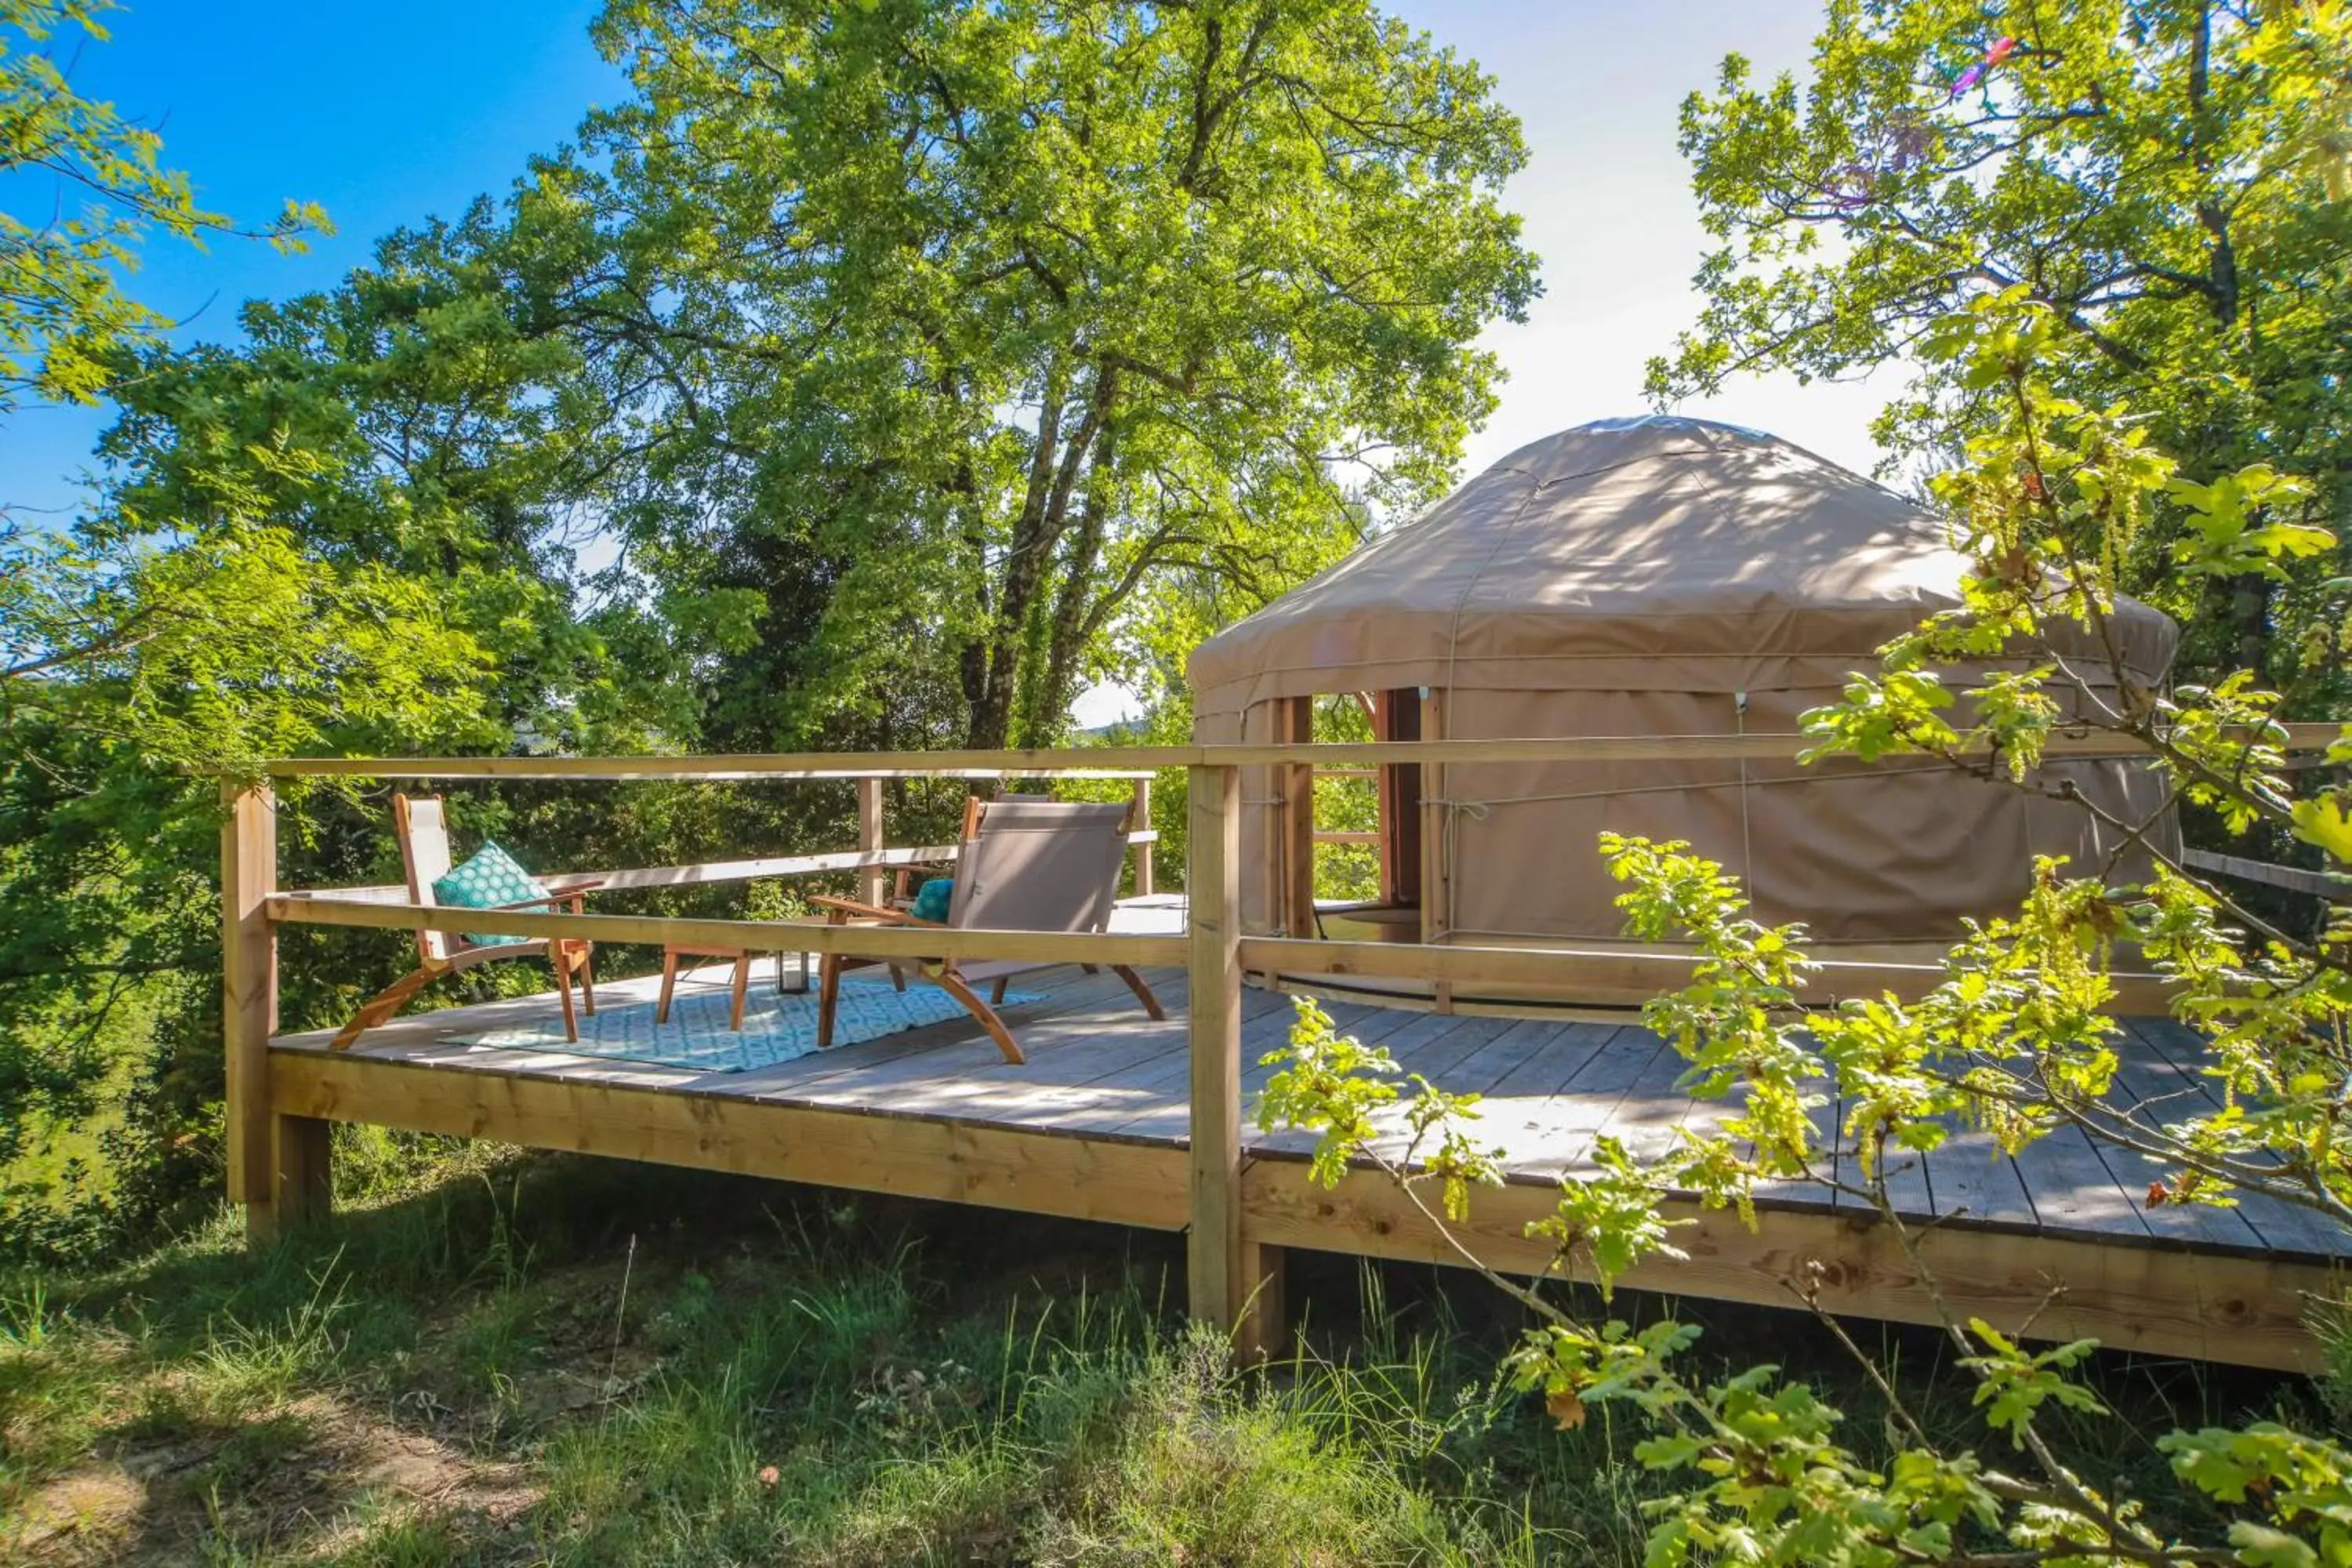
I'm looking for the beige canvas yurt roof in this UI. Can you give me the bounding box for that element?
[1190,415,2175,720]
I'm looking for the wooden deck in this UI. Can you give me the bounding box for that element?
[270,951,2348,1373]
[228,740,2352,1377]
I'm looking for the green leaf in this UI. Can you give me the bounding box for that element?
[2292,797,2352,865]
[2229,1523,2321,1568]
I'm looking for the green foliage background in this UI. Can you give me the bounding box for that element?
[1652,0,2352,706]
[7,0,2352,1559]
[0,0,1537,1263]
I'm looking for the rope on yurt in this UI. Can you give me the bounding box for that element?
[1736,688,1755,901]
[1426,760,1958,811]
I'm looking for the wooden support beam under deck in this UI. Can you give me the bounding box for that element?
[223,779,296,1240]
[1241,1161,2338,1374]
[270,1050,1189,1230]
[1189,762,1282,1358]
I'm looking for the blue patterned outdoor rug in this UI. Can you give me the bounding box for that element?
[448,977,1045,1073]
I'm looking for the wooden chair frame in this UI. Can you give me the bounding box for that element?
[332,793,600,1049]
[808,796,1163,1065]
[655,946,802,1031]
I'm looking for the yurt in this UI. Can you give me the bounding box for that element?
[1187,416,2177,969]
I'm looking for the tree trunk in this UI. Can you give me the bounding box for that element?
[2187,2,2239,329]
[967,361,1069,749]
[973,362,1113,749]
[956,474,992,742]
[2233,574,2270,683]
[1035,417,1119,742]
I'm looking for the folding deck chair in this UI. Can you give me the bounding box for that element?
[332,793,599,1049]
[808,797,1163,1064]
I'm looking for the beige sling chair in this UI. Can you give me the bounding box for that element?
[809,797,1164,1065]
[332,793,599,1049]
[880,793,1051,912]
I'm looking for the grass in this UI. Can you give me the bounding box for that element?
[0,1136,2328,1566]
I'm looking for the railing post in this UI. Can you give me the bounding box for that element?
[1130,775,1154,897]
[1420,688,1451,1011]
[223,777,325,1243]
[1189,761,1279,1357]
[857,775,885,906]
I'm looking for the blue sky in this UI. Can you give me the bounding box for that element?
[5,0,1902,695]
[1383,0,1902,480]
[1,0,619,519]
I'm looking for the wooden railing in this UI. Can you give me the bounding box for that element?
[223,764,1160,1248]
[227,724,2345,1359]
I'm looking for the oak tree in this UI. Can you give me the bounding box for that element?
[571,0,1541,747]
[1650,0,2352,694]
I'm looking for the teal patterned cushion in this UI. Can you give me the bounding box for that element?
[911,877,953,923]
[430,841,549,947]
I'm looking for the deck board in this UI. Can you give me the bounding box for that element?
[2118,1017,2346,1258]
[1251,1009,1504,1161]
[1094,993,1392,1141]
[273,963,2352,1269]
[2010,1122,2153,1240]
[2099,1026,2267,1253]
[1327,1015,1562,1156]
[1467,1022,1635,1171]
[1500,1027,1674,1181]
[1920,1131,2040,1231]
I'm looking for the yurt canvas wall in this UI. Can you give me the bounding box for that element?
[1187,416,2178,948]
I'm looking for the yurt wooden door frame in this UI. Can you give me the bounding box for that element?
[1261,689,1437,951]
[232,728,2344,1374]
